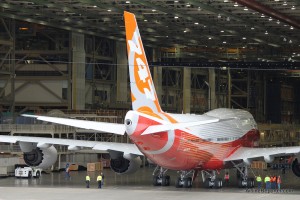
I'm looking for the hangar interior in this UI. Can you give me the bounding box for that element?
[0,0,300,171]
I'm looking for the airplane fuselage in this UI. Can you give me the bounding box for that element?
[125,108,259,171]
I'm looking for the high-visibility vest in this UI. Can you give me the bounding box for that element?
[264,176,270,183]
[86,175,90,181]
[97,175,102,181]
[256,176,262,182]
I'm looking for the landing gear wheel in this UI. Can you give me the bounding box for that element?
[153,176,159,186]
[28,171,32,178]
[215,178,223,189]
[247,178,255,188]
[204,178,211,188]
[183,177,192,188]
[175,177,182,188]
[162,176,170,186]
[238,178,243,188]
[35,171,41,178]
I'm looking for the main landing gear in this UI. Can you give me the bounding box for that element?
[232,162,255,188]
[202,170,223,189]
[175,170,194,188]
[152,166,171,186]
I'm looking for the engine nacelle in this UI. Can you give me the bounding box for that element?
[19,142,57,169]
[292,158,300,177]
[110,155,142,175]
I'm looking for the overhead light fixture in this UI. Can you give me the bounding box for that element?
[269,17,272,21]
[186,3,191,7]
[244,7,248,11]
[261,14,265,18]
[251,27,255,30]
[283,2,287,6]
[174,16,179,19]
[290,26,294,29]
[291,6,296,10]
[174,0,178,2]
[242,37,246,40]
[152,9,156,12]
[277,20,280,24]
[265,31,268,35]
[223,41,227,44]
[234,2,238,7]
[283,37,287,42]
[218,14,221,18]
[93,5,97,8]
[224,0,229,2]
[198,7,201,11]
[226,17,230,21]
[184,30,187,33]
[107,9,111,12]
[220,30,224,32]
[125,1,130,3]
[208,37,212,40]
[144,19,148,22]
[194,22,199,25]
[274,0,279,1]
[289,40,292,43]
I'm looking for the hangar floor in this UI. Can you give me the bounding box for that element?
[0,167,300,200]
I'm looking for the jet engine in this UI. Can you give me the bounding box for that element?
[109,153,142,174]
[19,142,57,169]
[292,158,300,177]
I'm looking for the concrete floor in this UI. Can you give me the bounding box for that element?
[0,167,300,200]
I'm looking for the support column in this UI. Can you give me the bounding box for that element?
[183,68,191,113]
[116,41,128,102]
[153,48,162,105]
[208,69,216,110]
[227,68,232,108]
[70,32,85,110]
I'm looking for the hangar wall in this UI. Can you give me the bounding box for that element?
[0,16,300,124]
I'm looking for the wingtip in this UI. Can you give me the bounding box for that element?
[21,114,38,118]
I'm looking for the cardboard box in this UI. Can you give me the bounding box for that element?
[87,162,103,172]
[69,164,78,171]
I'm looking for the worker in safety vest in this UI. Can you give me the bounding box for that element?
[86,174,91,188]
[277,175,282,190]
[256,175,262,189]
[97,173,103,188]
[264,175,271,189]
[271,176,277,189]
[224,172,230,186]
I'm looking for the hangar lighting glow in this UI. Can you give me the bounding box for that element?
[174,16,179,19]
[291,6,295,10]
[283,2,287,6]
[125,1,130,3]
[234,2,238,7]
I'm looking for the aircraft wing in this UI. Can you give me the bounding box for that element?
[224,146,300,162]
[0,135,143,156]
[21,114,125,135]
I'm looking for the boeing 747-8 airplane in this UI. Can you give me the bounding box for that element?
[1,11,300,188]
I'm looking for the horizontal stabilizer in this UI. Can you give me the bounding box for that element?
[141,118,219,135]
[21,114,126,135]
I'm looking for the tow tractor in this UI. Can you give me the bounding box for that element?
[15,164,42,178]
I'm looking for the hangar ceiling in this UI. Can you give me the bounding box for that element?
[0,0,299,62]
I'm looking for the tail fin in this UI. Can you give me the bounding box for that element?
[124,11,162,113]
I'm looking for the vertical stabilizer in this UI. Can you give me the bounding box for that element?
[124,11,162,113]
